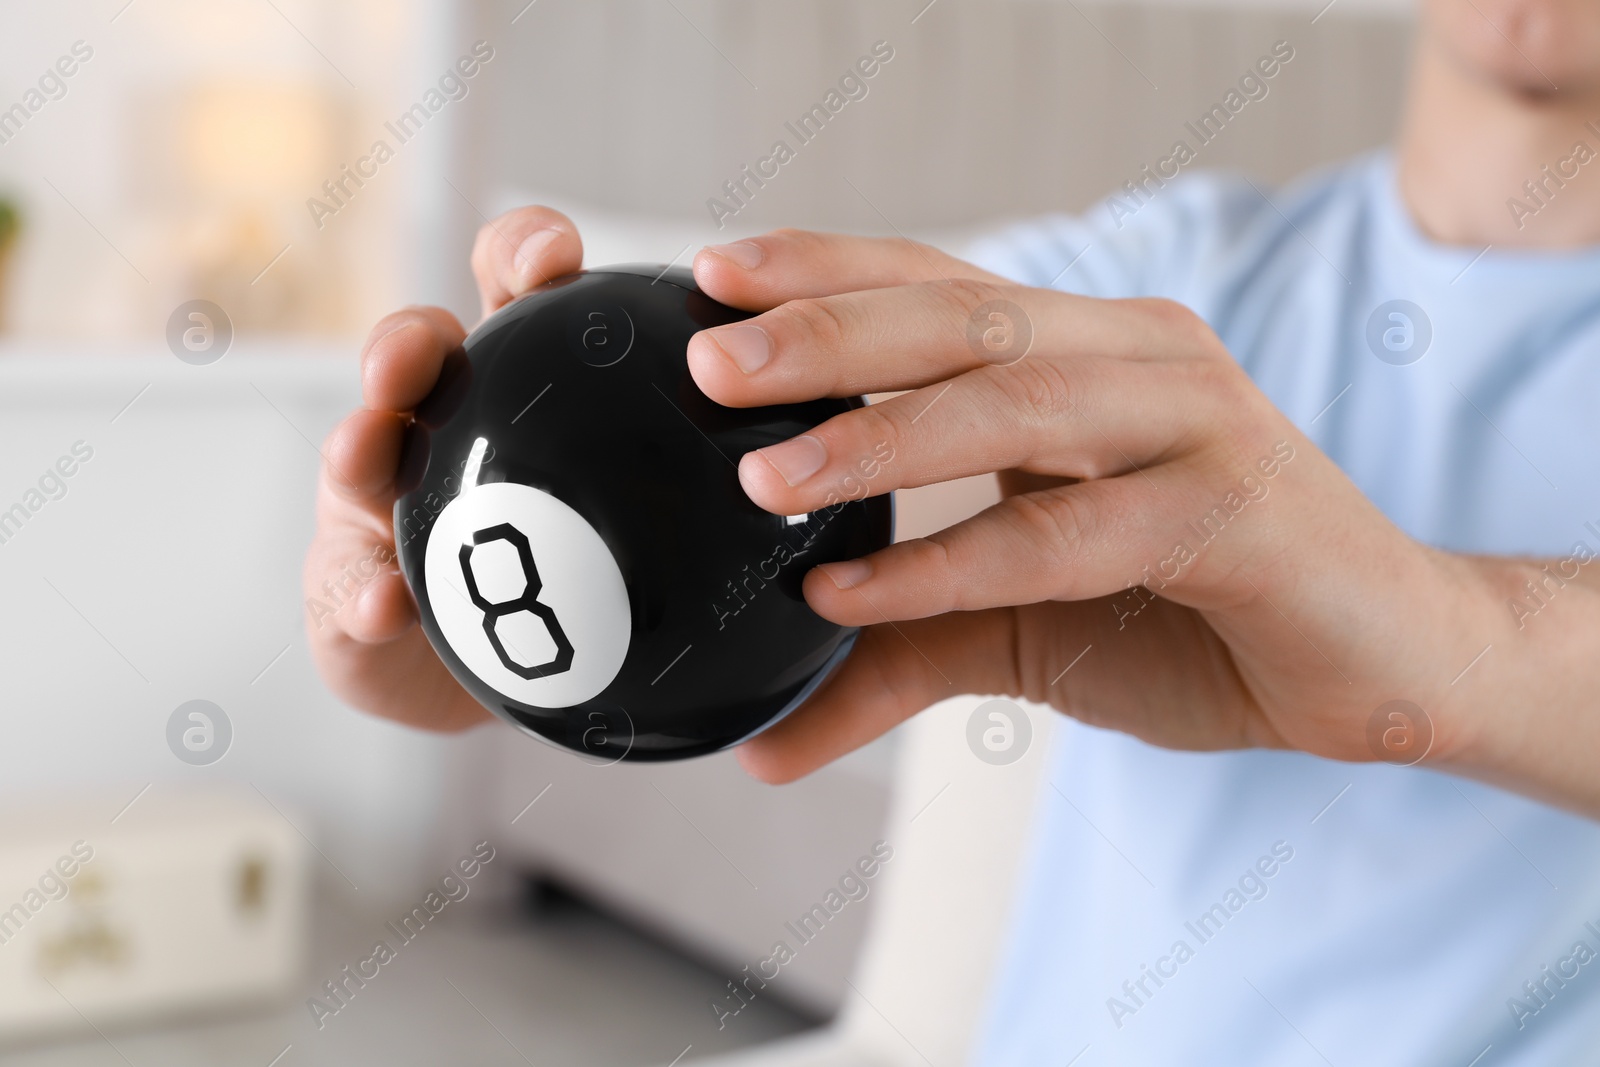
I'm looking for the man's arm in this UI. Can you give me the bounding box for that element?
[1438,554,1600,815]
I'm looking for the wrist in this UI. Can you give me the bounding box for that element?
[1427,551,1600,813]
[1424,552,1517,773]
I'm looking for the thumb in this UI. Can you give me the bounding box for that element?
[737,609,1020,784]
[469,205,584,320]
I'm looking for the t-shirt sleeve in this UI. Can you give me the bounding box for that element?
[962,170,1269,302]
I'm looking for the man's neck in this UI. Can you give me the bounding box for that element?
[1397,40,1600,248]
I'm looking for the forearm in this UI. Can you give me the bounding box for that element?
[1434,551,1600,818]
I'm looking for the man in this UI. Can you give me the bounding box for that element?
[305,0,1600,1059]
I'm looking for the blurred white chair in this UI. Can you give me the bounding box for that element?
[686,694,1056,1067]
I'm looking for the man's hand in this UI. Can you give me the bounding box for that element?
[304,214,1600,820]
[686,230,1536,796]
[302,207,583,731]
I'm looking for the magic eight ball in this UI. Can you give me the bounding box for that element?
[394,265,894,762]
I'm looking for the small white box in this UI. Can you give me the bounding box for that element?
[0,785,310,1040]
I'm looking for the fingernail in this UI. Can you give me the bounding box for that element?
[513,229,561,286]
[710,324,771,374]
[757,435,826,486]
[705,240,765,270]
[822,559,871,590]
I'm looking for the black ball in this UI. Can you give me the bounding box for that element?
[394,265,893,762]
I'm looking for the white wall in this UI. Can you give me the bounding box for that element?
[461,0,1411,224]
[0,351,496,913]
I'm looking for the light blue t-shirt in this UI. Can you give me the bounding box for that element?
[967,152,1600,1066]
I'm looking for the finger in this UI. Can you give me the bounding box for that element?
[303,507,494,733]
[321,408,406,512]
[693,228,1006,311]
[469,205,584,319]
[736,357,1203,516]
[302,527,414,645]
[308,626,493,733]
[687,279,1194,408]
[360,306,468,413]
[802,472,1247,624]
[737,610,1019,784]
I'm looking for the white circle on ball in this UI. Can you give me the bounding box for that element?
[425,481,631,708]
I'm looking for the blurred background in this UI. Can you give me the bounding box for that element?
[0,1,1409,1064]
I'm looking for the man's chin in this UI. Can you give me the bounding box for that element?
[1425,0,1600,99]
